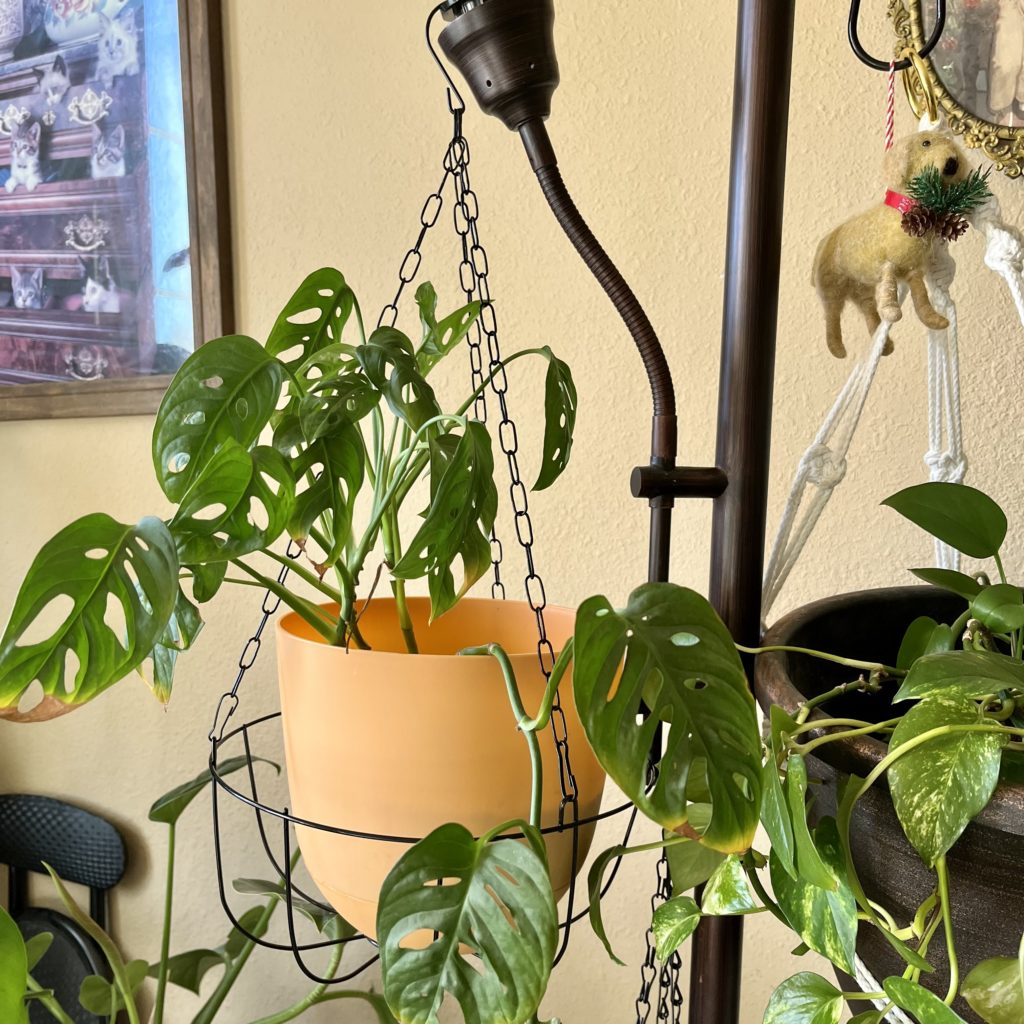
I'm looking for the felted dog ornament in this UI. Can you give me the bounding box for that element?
[812,130,992,358]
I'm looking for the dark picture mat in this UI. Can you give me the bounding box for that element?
[0,0,234,422]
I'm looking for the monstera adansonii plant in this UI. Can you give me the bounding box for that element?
[0,267,577,719]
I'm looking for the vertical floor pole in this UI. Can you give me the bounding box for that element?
[689,1,796,1022]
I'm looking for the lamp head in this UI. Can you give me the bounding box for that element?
[438,0,559,131]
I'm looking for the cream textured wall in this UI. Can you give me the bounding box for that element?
[2,2,1023,1022]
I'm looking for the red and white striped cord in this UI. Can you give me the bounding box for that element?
[885,59,896,150]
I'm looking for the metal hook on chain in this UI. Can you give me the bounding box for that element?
[848,0,946,72]
[426,2,466,114]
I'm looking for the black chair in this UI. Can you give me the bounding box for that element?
[0,795,127,1024]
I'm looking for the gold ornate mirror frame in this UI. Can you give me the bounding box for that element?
[891,0,1024,177]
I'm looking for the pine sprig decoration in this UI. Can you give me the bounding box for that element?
[906,165,993,218]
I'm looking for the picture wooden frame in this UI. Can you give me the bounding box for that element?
[0,0,233,422]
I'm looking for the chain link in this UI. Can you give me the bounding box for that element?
[208,539,302,742]
[446,112,581,837]
[634,851,684,1024]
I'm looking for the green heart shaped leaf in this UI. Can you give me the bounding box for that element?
[972,584,1024,633]
[700,855,758,915]
[883,976,968,1022]
[762,972,845,1024]
[153,335,284,502]
[889,697,1005,867]
[357,327,442,432]
[79,961,147,1017]
[377,822,556,1024]
[533,346,577,492]
[962,952,1024,1024]
[0,515,178,719]
[665,833,725,894]
[266,268,356,378]
[895,650,1024,703]
[393,423,497,621]
[572,583,762,853]
[0,906,28,1024]
[652,895,701,961]
[883,483,1007,558]
[770,818,857,974]
[897,616,956,672]
[414,282,481,377]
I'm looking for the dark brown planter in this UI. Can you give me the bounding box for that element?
[754,587,1024,1022]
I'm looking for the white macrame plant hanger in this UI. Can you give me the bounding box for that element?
[759,110,1024,1018]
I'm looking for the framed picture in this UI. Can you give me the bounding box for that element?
[0,0,232,421]
[894,0,1024,178]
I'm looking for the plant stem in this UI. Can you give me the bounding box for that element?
[262,991,395,1022]
[191,852,297,1024]
[994,550,1008,585]
[735,643,903,678]
[381,505,417,653]
[230,561,335,641]
[461,643,544,828]
[245,939,344,1024]
[935,855,959,1004]
[153,822,175,1024]
[742,857,789,927]
[262,550,341,604]
[796,718,902,756]
[25,975,74,1024]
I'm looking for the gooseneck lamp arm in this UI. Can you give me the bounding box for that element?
[437,0,680,583]
[438,1,796,1022]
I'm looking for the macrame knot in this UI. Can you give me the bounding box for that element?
[925,245,956,291]
[801,443,847,489]
[972,197,1024,274]
[925,450,967,484]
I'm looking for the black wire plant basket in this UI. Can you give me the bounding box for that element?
[202,100,647,991]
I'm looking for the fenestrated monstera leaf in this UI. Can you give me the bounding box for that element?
[170,441,295,564]
[393,423,497,621]
[357,327,443,432]
[153,336,284,502]
[137,584,203,704]
[572,583,762,854]
[377,822,556,1024]
[532,346,577,492]
[413,282,481,377]
[0,515,178,720]
[266,267,356,377]
[287,426,364,568]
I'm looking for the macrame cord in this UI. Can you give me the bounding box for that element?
[762,130,1024,622]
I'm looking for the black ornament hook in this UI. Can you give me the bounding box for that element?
[848,0,946,72]
[425,2,466,114]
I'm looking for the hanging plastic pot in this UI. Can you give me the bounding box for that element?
[275,596,607,939]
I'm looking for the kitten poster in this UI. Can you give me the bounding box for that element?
[0,0,196,392]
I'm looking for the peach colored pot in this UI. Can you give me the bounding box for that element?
[275,597,606,939]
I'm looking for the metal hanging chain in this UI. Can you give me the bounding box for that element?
[446,110,583,963]
[209,540,303,743]
[446,109,579,804]
[635,851,683,1024]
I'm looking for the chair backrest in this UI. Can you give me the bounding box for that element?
[0,794,126,926]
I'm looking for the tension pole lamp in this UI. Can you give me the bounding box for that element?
[437,1,796,1021]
